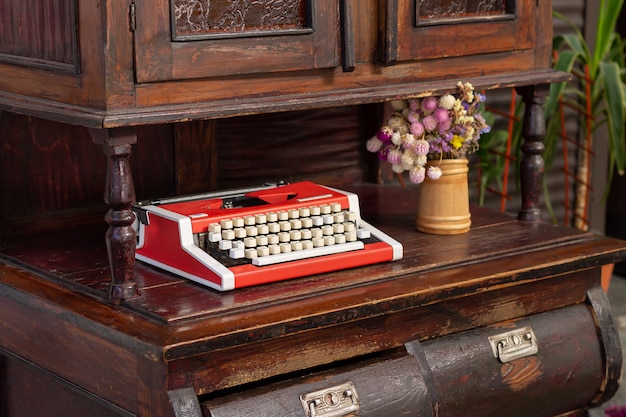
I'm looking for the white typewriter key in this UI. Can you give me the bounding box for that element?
[222,229,235,240]
[255,213,267,224]
[320,204,331,214]
[309,206,321,216]
[277,211,289,221]
[278,232,291,243]
[299,207,311,217]
[232,217,245,227]
[257,224,269,235]
[208,223,221,233]
[219,240,232,250]
[290,219,302,229]
[229,247,245,259]
[324,236,336,246]
[244,237,257,248]
[208,232,222,242]
[345,211,358,222]
[335,234,346,244]
[266,212,278,222]
[220,219,233,229]
[290,230,302,241]
[322,225,334,236]
[301,229,312,240]
[232,240,245,249]
[257,246,270,257]
[268,222,280,233]
[291,241,303,251]
[312,237,325,247]
[322,214,334,225]
[268,244,281,255]
[279,242,292,253]
[302,240,313,250]
[343,222,356,232]
[301,217,313,228]
[256,235,269,246]
[288,209,300,219]
[279,221,291,231]
[234,228,246,239]
[357,229,371,239]
[267,234,279,245]
[333,213,345,223]
[244,248,258,259]
[311,216,324,227]
[245,225,258,236]
[244,215,256,226]
[345,231,357,242]
[333,223,345,234]
[311,228,323,239]
[330,202,342,212]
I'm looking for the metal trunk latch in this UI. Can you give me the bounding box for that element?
[488,326,538,363]
[300,381,360,417]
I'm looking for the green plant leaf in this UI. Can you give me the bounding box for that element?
[599,60,626,175]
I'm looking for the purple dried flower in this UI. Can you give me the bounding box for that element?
[437,119,452,134]
[377,126,393,142]
[413,139,429,156]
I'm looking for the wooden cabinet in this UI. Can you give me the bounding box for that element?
[2,2,624,416]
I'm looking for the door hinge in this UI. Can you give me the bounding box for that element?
[129,1,136,32]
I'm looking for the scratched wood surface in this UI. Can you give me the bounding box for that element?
[1,183,626,416]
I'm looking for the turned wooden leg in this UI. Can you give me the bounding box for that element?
[89,127,139,303]
[515,84,550,222]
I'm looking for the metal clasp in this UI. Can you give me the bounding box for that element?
[300,381,360,417]
[488,326,538,363]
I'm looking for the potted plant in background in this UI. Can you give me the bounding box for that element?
[366,82,491,235]
[547,0,626,231]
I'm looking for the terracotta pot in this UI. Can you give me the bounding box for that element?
[416,158,471,235]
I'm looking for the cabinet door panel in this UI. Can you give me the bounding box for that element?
[382,0,534,64]
[134,0,339,83]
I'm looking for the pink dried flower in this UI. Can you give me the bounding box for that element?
[387,149,402,165]
[413,139,429,156]
[434,107,450,123]
[427,166,443,180]
[410,121,424,137]
[422,115,438,132]
[366,137,383,153]
[437,119,452,134]
[421,96,438,114]
[409,166,426,184]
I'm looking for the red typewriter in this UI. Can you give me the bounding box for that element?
[133,181,403,291]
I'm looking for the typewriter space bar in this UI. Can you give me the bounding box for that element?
[251,242,365,266]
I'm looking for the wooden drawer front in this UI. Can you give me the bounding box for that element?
[200,289,619,417]
[380,0,536,65]
[134,0,339,82]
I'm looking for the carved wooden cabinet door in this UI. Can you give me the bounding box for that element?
[380,0,537,66]
[133,0,340,82]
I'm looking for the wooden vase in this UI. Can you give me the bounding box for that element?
[415,158,471,235]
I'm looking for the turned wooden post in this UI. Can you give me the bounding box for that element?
[89,127,139,302]
[515,84,550,222]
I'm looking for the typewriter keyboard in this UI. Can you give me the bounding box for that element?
[195,203,373,267]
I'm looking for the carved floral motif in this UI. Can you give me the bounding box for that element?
[174,0,305,35]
